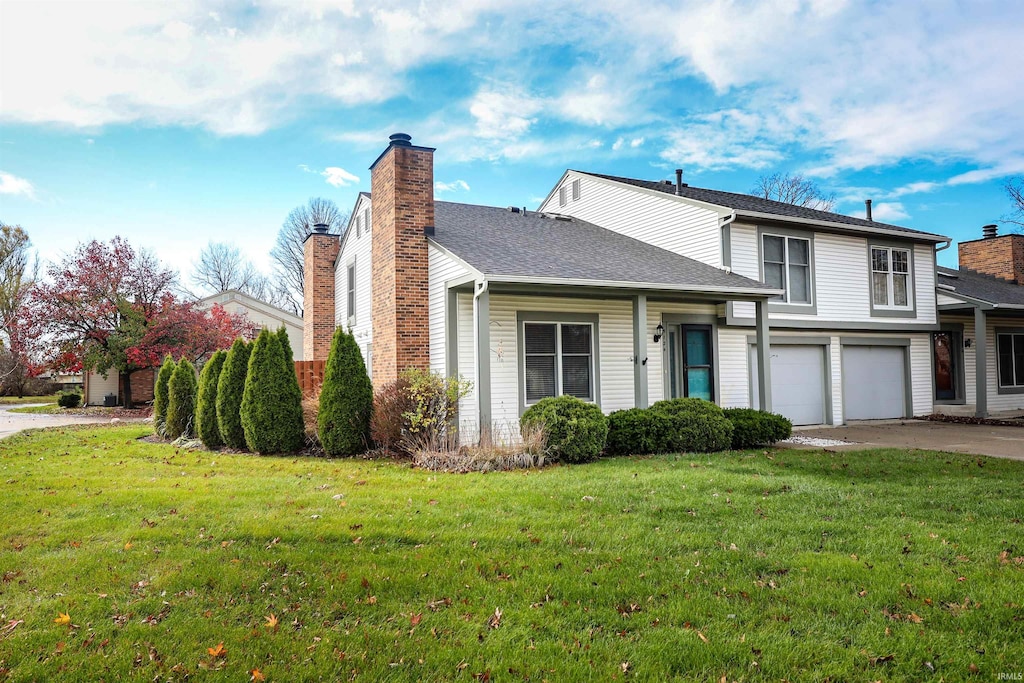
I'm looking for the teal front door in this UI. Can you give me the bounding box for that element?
[668,324,714,401]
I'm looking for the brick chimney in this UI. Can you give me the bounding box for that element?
[958,224,1024,284]
[370,133,434,387]
[303,223,340,361]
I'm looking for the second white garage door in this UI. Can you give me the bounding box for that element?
[751,345,827,426]
[843,346,907,420]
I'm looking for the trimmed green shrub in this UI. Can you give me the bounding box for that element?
[520,395,608,464]
[318,328,373,456]
[606,408,674,455]
[724,408,793,449]
[241,329,305,454]
[153,355,175,435]
[165,358,198,440]
[196,350,227,449]
[57,391,81,409]
[277,326,294,365]
[650,398,734,453]
[216,339,251,450]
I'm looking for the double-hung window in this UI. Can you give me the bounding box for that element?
[870,246,911,309]
[762,234,811,305]
[997,331,1024,390]
[523,322,594,403]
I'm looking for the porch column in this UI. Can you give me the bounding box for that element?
[475,285,492,435]
[755,299,772,412]
[974,306,988,418]
[445,289,459,377]
[632,294,649,408]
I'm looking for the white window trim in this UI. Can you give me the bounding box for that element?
[346,259,356,326]
[870,245,913,311]
[558,186,567,207]
[761,232,813,307]
[571,178,581,201]
[520,319,598,407]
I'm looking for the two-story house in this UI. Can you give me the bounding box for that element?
[303,133,974,441]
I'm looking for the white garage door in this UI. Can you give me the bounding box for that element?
[751,345,826,426]
[843,346,906,420]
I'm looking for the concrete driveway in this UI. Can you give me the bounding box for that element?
[0,404,115,440]
[791,420,1024,460]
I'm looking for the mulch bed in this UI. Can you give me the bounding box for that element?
[63,406,153,419]
[919,413,1024,428]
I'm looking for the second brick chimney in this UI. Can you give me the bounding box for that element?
[303,223,340,361]
[370,133,434,386]
[958,224,1024,285]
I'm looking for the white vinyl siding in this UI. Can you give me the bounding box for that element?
[336,195,373,353]
[427,245,469,376]
[539,173,724,268]
[730,224,935,324]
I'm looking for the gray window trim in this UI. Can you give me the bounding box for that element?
[838,338,914,423]
[995,326,1024,395]
[517,311,601,414]
[933,323,965,405]
[868,241,917,318]
[661,313,720,405]
[757,226,817,315]
[346,257,357,326]
[744,336,834,425]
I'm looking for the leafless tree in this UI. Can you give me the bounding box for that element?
[270,198,348,315]
[752,172,836,212]
[1003,176,1024,231]
[192,242,264,293]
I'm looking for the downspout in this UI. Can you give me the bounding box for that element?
[720,210,737,271]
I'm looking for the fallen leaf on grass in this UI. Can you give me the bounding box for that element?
[487,607,503,629]
[251,669,266,682]
[696,630,709,643]
[265,614,279,631]
[1,619,24,640]
[410,613,422,627]
[207,642,227,658]
[869,653,895,666]
[54,612,71,626]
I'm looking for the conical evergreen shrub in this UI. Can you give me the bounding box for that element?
[165,358,198,440]
[318,327,373,456]
[196,350,227,449]
[153,355,176,436]
[241,329,305,454]
[277,326,294,364]
[216,338,251,450]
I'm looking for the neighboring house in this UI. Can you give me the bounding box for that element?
[200,289,304,361]
[303,133,955,440]
[83,290,303,406]
[934,228,1024,417]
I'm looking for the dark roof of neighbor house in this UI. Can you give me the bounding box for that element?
[579,171,948,241]
[937,266,1024,308]
[431,201,777,294]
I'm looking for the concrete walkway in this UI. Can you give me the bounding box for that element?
[791,420,1024,461]
[0,404,116,440]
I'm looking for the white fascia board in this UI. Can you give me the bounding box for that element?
[484,274,783,299]
[536,169,573,214]
[735,209,950,243]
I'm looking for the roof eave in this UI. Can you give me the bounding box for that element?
[483,274,782,299]
[735,210,950,243]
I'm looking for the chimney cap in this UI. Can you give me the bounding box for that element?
[312,223,330,234]
[982,223,998,239]
[389,132,413,147]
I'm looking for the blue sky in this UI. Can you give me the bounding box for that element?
[2,0,1023,283]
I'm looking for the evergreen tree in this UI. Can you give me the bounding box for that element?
[318,327,373,456]
[153,355,176,436]
[216,338,251,450]
[241,329,305,454]
[196,350,227,449]
[277,326,294,364]
[165,358,198,440]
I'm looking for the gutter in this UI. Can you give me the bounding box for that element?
[734,209,950,244]
[484,274,784,298]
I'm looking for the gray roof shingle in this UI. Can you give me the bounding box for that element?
[431,202,776,294]
[582,172,948,241]
[937,266,1024,307]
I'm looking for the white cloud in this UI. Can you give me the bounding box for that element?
[660,109,787,171]
[630,137,645,148]
[0,171,37,200]
[868,202,910,222]
[435,179,470,193]
[321,167,360,187]
[469,88,543,140]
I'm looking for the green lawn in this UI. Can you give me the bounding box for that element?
[0,394,59,406]
[1,425,1022,682]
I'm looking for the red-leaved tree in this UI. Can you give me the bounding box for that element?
[32,237,257,407]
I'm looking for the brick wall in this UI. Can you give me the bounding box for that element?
[370,137,434,387]
[959,234,1024,284]
[303,232,341,361]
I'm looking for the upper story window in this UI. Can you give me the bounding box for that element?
[363,207,370,234]
[871,246,911,309]
[354,214,361,238]
[762,234,811,305]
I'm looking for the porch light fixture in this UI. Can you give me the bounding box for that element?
[964,338,973,348]
[653,323,664,344]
